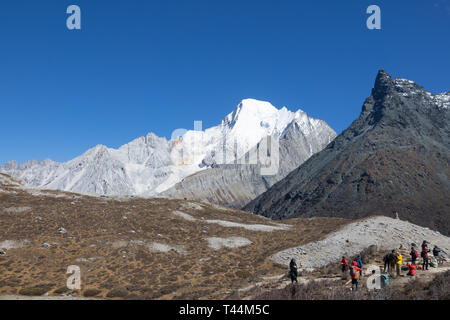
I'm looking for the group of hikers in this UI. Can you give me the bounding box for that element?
[406,241,447,271]
[341,255,365,291]
[288,240,447,292]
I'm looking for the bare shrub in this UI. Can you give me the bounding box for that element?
[53,286,70,294]
[106,286,129,298]
[83,288,102,297]
[18,284,54,296]
[360,245,378,263]
[428,270,450,300]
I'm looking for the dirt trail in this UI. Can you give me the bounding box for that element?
[238,255,450,299]
[392,266,450,287]
[238,273,342,300]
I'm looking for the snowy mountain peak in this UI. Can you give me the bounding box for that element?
[222,98,307,139]
[237,98,278,113]
[78,144,111,160]
[223,99,278,127]
[1,98,336,196]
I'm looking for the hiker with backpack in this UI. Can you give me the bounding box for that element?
[421,247,431,271]
[349,261,363,291]
[421,240,429,252]
[341,256,348,273]
[410,247,419,265]
[433,246,447,263]
[383,250,397,273]
[289,258,298,284]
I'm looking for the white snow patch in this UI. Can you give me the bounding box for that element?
[75,257,101,263]
[181,202,204,211]
[0,240,30,250]
[147,242,187,254]
[110,240,129,248]
[3,207,31,213]
[173,211,197,222]
[206,219,290,232]
[433,92,450,109]
[110,239,186,254]
[206,237,252,250]
[172,211,291,232]
[25,189,80,199]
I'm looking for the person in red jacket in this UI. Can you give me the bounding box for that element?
[410,246,419,266]
[407,263,416,277]
[350,261,363,291]
[421,247,431,270]
[341,256,348,273]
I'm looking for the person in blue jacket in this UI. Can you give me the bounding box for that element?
[355,255,363,276]
[356,255,363,276]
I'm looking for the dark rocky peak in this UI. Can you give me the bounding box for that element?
[363,70,442,128]
[371,69,395,101]
[243,70,450,235]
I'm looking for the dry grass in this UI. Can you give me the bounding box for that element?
[0,185,348,299]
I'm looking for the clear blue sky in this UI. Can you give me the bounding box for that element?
[1,0,449,165]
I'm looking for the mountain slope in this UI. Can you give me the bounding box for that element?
[0,173,25,187]
[0,173,348,300]
[244,70,450,235]
[0,99,335,197]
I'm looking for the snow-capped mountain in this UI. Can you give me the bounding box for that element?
[0,98,336,196]
[162,112,337,207]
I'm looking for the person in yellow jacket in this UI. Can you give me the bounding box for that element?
[396,253,403,277]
